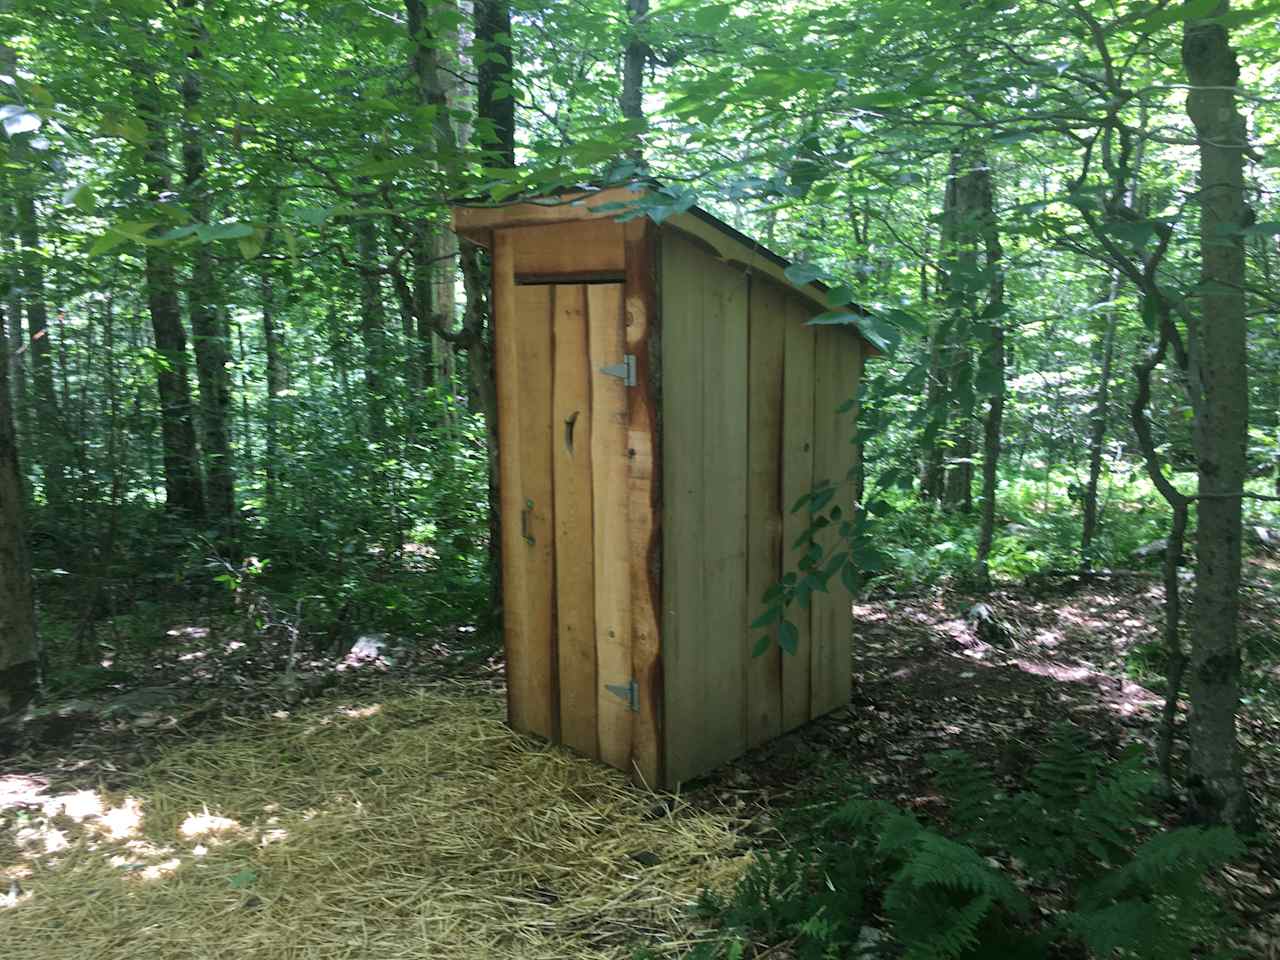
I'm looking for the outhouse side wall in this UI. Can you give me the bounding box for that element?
[658,228,863,786]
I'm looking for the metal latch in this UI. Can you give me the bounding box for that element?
[605,678,640,712]
[599,354,637,387]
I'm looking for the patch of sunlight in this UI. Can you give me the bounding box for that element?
[0,773,48,809]
[166,625,210,640]
[179,807,242,838]
[96,798,145,839]
[49,789,103,821]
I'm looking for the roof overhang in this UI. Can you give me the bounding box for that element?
[452,185,878,356]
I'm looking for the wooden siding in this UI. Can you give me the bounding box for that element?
[505,219,626,279]
[809,325,861,719]
[493,237,558,739]
[623,219,663,788]
[659,236,862,785]
[552,285,599,756]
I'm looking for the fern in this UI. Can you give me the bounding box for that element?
[694,727,1239,960]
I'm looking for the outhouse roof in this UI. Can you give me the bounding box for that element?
[451,183,875,341]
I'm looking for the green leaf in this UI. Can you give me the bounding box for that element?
[808,310,860,326]
[751,633,773,658]
[826,284,856,306]
[784,262,826,285]
[62,184,97,214]
[228,868,258,889]
[750,605,783,629]
[778,619,799,655]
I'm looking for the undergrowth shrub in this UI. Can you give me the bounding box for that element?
[691,726,1240,960]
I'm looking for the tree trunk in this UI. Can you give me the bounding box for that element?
[261,228,284,505]
[16,191,67,512]
[1080,279,1119,570]
[621,0,649,163]
[353,217,389,440]
[973,159,1004,585]
[1181,0,1254,831]
[134,70,205,520]
[474,0,515,166]
[182,0,235,530]
[0,299,38,715]
[2,201,28,447]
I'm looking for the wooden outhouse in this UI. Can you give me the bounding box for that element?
[452,186,870,788]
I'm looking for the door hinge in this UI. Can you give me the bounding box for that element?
[605,678,640,712]
[599,354,637,387]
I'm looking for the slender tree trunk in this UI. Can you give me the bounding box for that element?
[474,0,515,166]
[182,0,235,530]
[973,159,1004,585]
[621,0,649,163]
[2,201,28,447]
[0,299,38,715]
[134,70,205,520]
[353,217,389,440]
[1080,278,1119,570]
[261,222,284,505]
[1181,1,1254,831]
[16,192,67,512]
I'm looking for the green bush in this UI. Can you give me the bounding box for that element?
[692,727,1240,959]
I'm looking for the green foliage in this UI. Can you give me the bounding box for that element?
[694,728,1241,960]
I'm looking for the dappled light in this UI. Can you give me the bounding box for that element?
[2,685,746,958]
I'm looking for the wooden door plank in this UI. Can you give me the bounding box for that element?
[623,219,663,788]
[587,283,632,771]
[779,299,817,731]
[745,277,786,747]
[552,284,598,757]
[659,231,707,785]
[698,256,750,772]
[809,325,859,719]
[496,237,558,737]
[493,233,530,732]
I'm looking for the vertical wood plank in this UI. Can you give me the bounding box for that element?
[588,283,633,771]
[699,255,750,772]
[496,235,557,737]
[809,325,860,719]
[660,231,706,785]
[779,299,817,731]
[492,232,529,731]
[624,219,663,788]
[745,277,786,747]
[552,284,598,757]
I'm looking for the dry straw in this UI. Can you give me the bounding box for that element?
[3,683,749,959]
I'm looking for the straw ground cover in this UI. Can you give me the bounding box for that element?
[2,683,748,958]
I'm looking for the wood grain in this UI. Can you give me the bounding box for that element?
[623,219,663,788]
[507,220,626,278]
[699,256,750,772]
[552,284,598,756]
[809,324,858,719]
[745,276,786,747]
[659,231,706,785]
[780,297,817,730]
[587,283,632,771]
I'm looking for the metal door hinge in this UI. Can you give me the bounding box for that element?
[605,678,640,712]
[599,354,637,387]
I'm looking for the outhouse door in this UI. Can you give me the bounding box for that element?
[496,281,638,772]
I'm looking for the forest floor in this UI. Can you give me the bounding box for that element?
[3,564,1279,956]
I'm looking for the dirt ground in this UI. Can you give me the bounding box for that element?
[4,570,1279,956]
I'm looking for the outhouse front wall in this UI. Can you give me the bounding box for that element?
[658,227,863,785]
